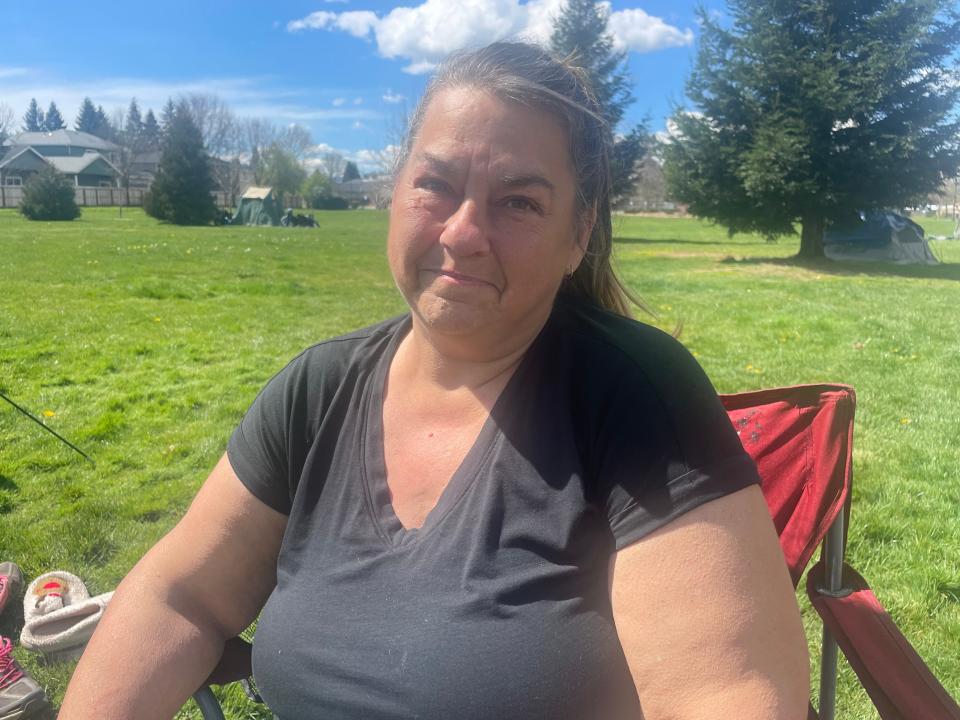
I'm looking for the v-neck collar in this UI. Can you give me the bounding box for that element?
[360,313,549,548]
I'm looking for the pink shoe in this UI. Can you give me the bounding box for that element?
[0,635,50,718]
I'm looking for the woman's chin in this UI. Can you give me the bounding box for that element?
[413,294,500,338]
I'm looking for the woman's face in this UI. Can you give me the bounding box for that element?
[388,87,588,346]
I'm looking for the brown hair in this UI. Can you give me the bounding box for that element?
[394,41,645,317]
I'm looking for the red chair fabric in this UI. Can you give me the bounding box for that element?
[807,561,960,720]
[720,384,855,587]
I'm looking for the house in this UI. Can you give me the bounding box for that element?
[0,129,121,188]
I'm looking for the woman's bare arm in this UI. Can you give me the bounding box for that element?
[59,453,286,720]
[610,485,809,720]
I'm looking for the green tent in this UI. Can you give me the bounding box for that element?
[229,186,281,226]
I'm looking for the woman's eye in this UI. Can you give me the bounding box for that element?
[415,177,450,194]
[503,197,541,214]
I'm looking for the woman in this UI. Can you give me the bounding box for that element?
[61,42,809,719]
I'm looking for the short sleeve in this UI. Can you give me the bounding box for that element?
[592,334,761,550]
[227,356,307,515]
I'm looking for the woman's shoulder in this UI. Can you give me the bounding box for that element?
[553,294,698,383]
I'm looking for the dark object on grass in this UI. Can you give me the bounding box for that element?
[0,391,94,465]
[229,187,282,226]
[280,209,317,228]
[824,211,939,265]
[18,166,81,221]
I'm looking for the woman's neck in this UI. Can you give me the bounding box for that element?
[391,312,548,402]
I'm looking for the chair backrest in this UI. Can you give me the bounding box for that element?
[720,384,856,587]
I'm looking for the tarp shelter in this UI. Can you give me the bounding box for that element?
[824,211,939,265]
[230,186,281,226]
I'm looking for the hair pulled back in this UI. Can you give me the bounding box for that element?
[394,41,642,317]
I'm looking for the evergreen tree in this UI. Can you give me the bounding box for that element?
[23,99,44,132]
[19,165,81,221]
[75,98,99,134]
[143,102,219,225]
[342,161,361,182]
[663,0,960,258]
[550,0,650,205]
[43,102,66,131]
[93,105,116,140]
[125,98,144,147]
[160,98,177,135]
[142,110,162,150]
[550,0,631,129]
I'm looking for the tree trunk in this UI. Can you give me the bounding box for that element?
[798,214,826,259]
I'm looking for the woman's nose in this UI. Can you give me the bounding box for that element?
[439,198,490,256]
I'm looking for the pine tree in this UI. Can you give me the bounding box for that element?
[663,0,960,258]
[142,110,162,150]
[125,98,144,148]
[93,105,113,140]
[19,165,81,221]
[160,98,177,135]
[143,102,219,225]
[550,0,650,205]
[43,102,66,131]
[23,99,44,132]
[342,161,361,182]
[75,98,99,134]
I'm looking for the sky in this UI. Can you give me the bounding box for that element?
[0,0,723,172]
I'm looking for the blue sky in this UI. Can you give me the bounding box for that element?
[1,0,722,171]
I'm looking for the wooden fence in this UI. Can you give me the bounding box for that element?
[0,187,302,210]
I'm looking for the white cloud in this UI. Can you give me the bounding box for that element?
[353,97,364,105]
[382,89,406,104]
[287,11,337,31]
[0,72,376,132]
[608,8,694,53]
[336,10,379,38]
[332,97,347,106]
[352,120,365,129]
[287,0,693,73]
[305,142,399,174]
[0,67,31,79]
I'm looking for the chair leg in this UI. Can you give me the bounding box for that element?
[193,687,226,720]
[817,510,850,720]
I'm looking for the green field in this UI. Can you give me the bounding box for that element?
[1,207,958,718]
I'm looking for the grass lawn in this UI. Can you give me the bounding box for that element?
[1,207,958,719]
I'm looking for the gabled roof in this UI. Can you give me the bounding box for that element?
[242,186,275,199]
[46,153,120,176]
[0,146,47,171]
[3,129,119,152]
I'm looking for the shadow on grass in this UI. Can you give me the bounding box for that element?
[719,255,960,281]
[615,235,776,247]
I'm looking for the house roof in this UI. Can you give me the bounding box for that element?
[0,146,47,171]
[242,186,275,199]
[3,129,119,152]
[46,153,119,176]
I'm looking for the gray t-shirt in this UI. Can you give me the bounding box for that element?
[227,294,760,719]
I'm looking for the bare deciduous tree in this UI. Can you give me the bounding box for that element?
[0,103,15,145]
[318,151,347,182]
[276,124,313,162]
[181,93,238,159]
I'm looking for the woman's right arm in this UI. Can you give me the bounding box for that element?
[59,453,287,720]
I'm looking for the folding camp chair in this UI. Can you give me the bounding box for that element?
[192,383,960,719]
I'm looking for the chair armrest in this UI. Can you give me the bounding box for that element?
[806,560,960,720]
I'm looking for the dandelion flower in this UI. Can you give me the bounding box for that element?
[42,410,55,418]
[900,417,911,425]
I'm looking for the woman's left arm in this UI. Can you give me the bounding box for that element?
[610,484,810,720]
